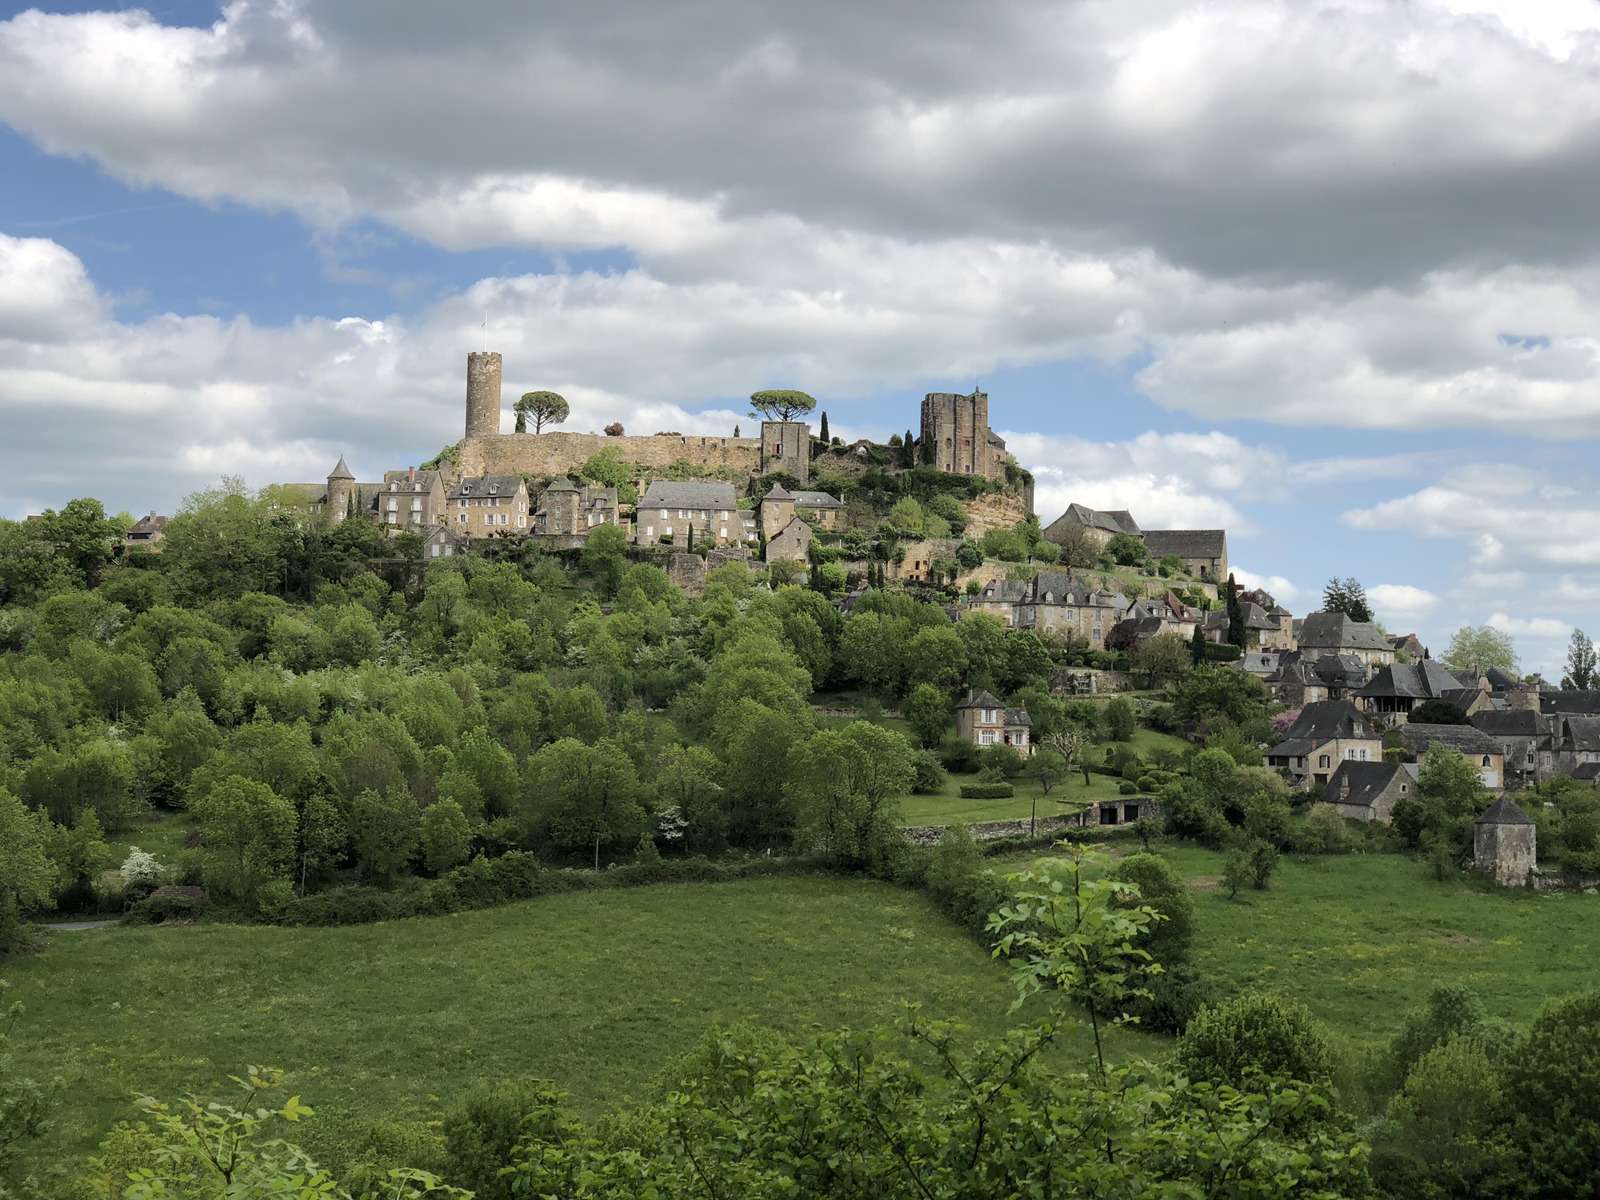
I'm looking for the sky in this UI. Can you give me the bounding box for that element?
[3,0,1600,674]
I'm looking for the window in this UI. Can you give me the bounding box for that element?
[1482,755,1492,767]
[386,513,396,524]
[410,500,421,512]
[1318,755,1331,769]
[646,526,654,537]
[660,509,668,518]
[720,527,727,538]
[387,500,397,511]
[978,731,996,745]
[982,709,996,723]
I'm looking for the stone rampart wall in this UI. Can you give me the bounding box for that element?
[458,432,762,483]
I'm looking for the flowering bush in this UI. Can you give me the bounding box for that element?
[121,848,162,892]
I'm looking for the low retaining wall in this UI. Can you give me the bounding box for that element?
[903,815,1078,846]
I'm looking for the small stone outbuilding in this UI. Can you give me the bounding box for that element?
[1474,796,1535,886]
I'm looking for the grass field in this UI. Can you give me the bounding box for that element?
[4,875,1156,1174]
[900,728,1188,826]
[995,839,1600,1054]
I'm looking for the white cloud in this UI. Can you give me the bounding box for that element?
[1368,583,1441,626]
[10,3,1600,435]
[1343,483,1600,569]
[1231,568,1304,605]
[1487,613,1573,638]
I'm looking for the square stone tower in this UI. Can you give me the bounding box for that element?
[920,390,1005,480]
[1474,796,1536,886]
[760,421,810,481]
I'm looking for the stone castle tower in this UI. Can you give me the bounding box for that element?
[920,390,1007,481]
[466,351,502,439]
[759,421,810,482]
[326,455,355,522]
[1474,796,1535,886]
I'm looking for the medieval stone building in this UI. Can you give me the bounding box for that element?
[920,390,1008,480]
[1474,796,1535,886]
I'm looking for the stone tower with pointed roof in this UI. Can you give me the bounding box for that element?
[326,456,355,523]
[1474,796,1535,886]
[759,483,795,540]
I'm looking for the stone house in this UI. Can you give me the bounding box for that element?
[1549,715,1600,779]
[1064,796,1161,828]
[533,478,620,536]
[1141,529,1229,583]
[378,467,448,530]
[1014,572,1127,648]
[449,475,531,533]
[760,421,812,481]
[424,524,467,559]
[758,484,844,539]
[1201,601,1285,647]
[1355,659,1493,727]
[1265,700,1385,788]
[1389,633,1429,661]
[1398,723,1505,788]
[970,578,1029,627]
[955,689,1033,755]
[764,516,813,563]
[1471,709,1549,784]
[1263,651,1369,708]
[1475,796,1535,886]
[1296,612,1395,667]
[1321,760,1419,823]
[1122,591,1205,639]
[1042,503,1142,549]
[126,511,168,548]
[635,481,756,548]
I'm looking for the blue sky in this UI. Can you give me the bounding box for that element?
[3,0,1600,674]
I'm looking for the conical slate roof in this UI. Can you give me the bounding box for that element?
[328,456,355,480]
[764,483,794,500]
[543,476,578,491]
[1475,796,1533,826]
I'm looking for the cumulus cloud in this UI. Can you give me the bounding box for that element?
[1367,583,1441,626]
[1230,569,1305,605]
[8,2,1600,433]
[1343,481,1600,569]
[1488,613,1573,638]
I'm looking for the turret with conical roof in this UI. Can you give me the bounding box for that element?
[327,456,356,521]
[1474,795,1535,886]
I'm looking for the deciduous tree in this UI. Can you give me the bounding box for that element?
[1442,624,1518,675]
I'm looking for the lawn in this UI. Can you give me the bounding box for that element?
[899,728,1189,827]
[3,874,1156,1175]
[992,839,1600,1055]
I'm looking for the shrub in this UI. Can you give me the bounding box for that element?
[959,783,1015,799]
[443,1078,551,1200]
[909,751,946,794]
[1248,838,1279,889]
[120,847,163,896]
[1104,697,1137,742]
[1118,781,1138,795]
[1304,803,1349,854]
[940,740,981,774]
[1385,1038,1515,1199]
[1222,848,1250,899]
[1178,992,1335,1088]
[1501,990,1600,1198]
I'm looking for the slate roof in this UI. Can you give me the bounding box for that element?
[1574,762,1600,781]
[764,483,794,501]
[1314,654,1369,686]
[127,512,167,538]
[958,689,1004,709]
[382,469,442,491]
[791,490,844,509]
[1542,691,1600,715]
[1475,796,1533,826]
[979,579,1029,603]
[1142,529,1226,559]
[1268,738,1315,760]
[1003,707,1033,727]
[1357,659,1468,701]
[450,475,527,499]
[1560,716,1600,752]
[1322,760,1409,810]
[328,456,354,480]
[638,481,741,510]
[1283,699,1380,743]
[1471,710,1542,737]
[1440,688,1487,712]
[1485,666,1520,691]
[1298,611,1392,653]
[1049,503,1142,537]
[1239,651,1282,674]
[1399,723,1499,757]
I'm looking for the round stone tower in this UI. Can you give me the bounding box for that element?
[465,351,503,439]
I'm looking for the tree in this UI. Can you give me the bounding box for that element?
[1222,848,1250,899]
[191,776,298,903]
[1387,1037,1514,1199]
[351,785,420,885]
[1172,666,1270,725]
[1105,532,1148,567]
[1502,990,1600,1199]
[1178,991,1334,1088]
[1130,631,1191,688]
[524,738,645,868]
[1025,747,1068,797]
[1407,698,1469,725]
[581,523,629,598]
[1565,628,1597,691]
[1110,851,1194,966]
[655,744,724,854]
[1104,696,1137,742]
[904,684,952,749]
[0,789,57,952]
[514,390,569,434]
[787,722,913,870]
[420,798,472,874]
[747,389,816,423]
[1322,577,1373,623]
[1442,624,1517,675]
[818,411,829,442]
[1051,524,1100,569]
[1225,573,1246,648]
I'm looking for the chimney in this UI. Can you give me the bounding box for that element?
[408,465,416,483]
[1339,774,1350,798]
[149,510,157,518]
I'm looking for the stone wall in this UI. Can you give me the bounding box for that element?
[457,432,762,484]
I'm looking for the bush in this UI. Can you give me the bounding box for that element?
[940,740,982,774]
[1304,803,1349,854]
[1104,697,1137,741]
[958,783,1015,799]
[1501,990,1600,1198]
[1118,781,1138,795]
[1201,642,1242,662]
[442,1078,551,1200]
[1178,992,1335,1088]
[909,751,946,794]
[128,893,208,924]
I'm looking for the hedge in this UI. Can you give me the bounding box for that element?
[1202,642,1242,662]
[270,851,827,928]
[958,783,1016,799]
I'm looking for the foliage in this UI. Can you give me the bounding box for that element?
[1103,697,1136,742]
[1564,627,1597,691]
[1385,1036,1515,1199]
[1407,699,1469,725]
[419,799,472,875]
[1441,624,1518,675]
[1501,990,1600,1199]
[787,722,914,870]
[1303,803,1349,854]
[1105,532,1148,567]
[1172,666,1270,725]
[1321,578,1372,623]
[191,777,297,904]
[903,683,951,749]
[1129,631,1191,688]
[514,390,569,434]
[1178,992,1335,1089]
[747,389,816,422]
[958,782,1014,799]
